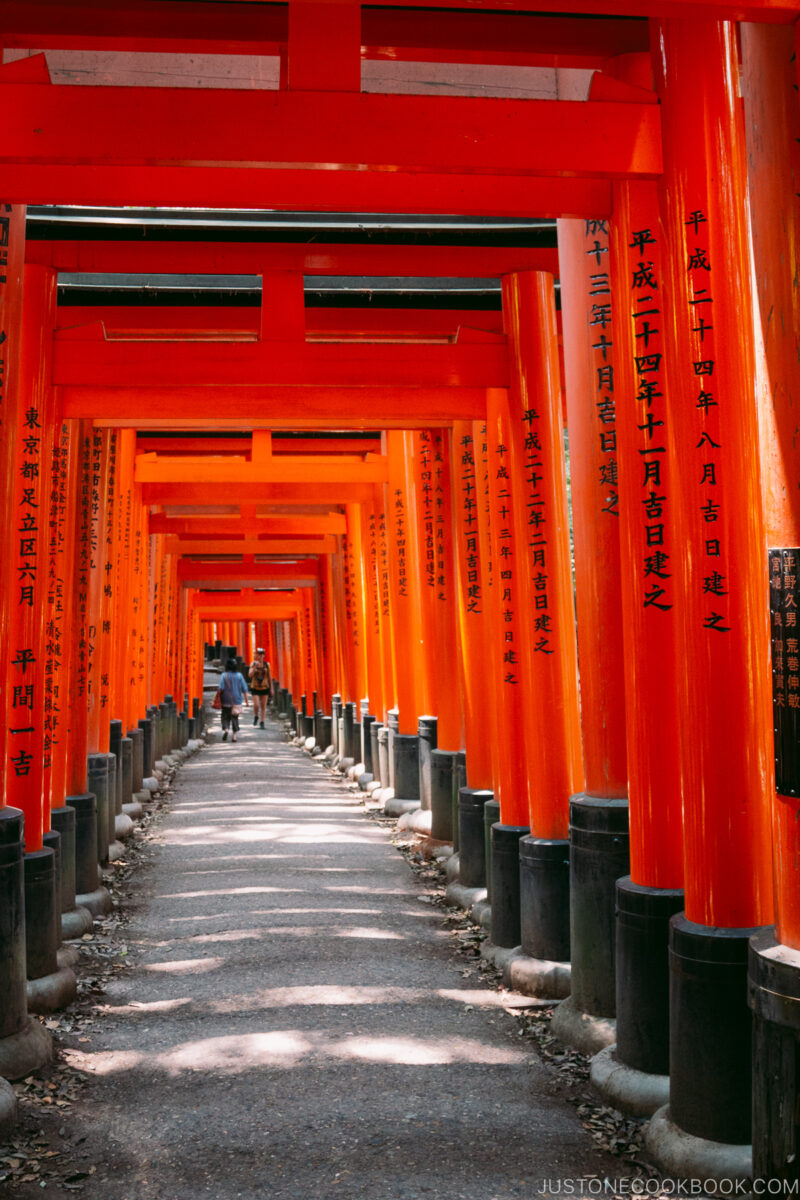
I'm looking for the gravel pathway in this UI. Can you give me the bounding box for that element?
[10,716,624,1200]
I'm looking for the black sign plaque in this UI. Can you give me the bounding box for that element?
[769,548,800,797]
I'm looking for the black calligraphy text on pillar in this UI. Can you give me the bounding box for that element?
[8,385,43,782]
[770,549,800,796]
[459,431,481,616]
[368,511,380,638]
[419,431,435,592]
[586,219,619,520]
[76,434,91,702]
[44,423,69,769]
[479,424,492,590]
[101,431,117,712]
[433,432,448,603]
[520,401,554,657]
[494,438,519,686]
[378,511,390,619]
[0,208,11,430]
[682,209,728,634]
[626,222,674,613]
[394,491,408,599]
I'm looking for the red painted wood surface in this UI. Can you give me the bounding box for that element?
[654,18,773,929]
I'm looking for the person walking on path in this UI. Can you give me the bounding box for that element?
[217,657,250,742]
[248,647,272,728]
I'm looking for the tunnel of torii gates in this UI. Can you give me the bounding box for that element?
[1,0,800,1184]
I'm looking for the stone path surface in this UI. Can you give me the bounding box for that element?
[39,716,620,1200]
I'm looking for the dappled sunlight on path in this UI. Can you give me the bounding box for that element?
[55,718,617,1200]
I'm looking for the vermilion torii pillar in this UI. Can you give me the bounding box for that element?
[385,430,427,814]
[591,176,685,1113]
[0,209,54,1079]
[553,218,631,1052]
[411,429,462,827]
[7,263,77,1014]
[498,272,584,965]
[645,19,774,1174]
[741,23,800,1184]
[451,419,494,801]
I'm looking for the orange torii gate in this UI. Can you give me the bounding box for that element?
[0,1,798,1183]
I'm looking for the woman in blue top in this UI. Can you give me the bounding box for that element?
[217,657,251,742]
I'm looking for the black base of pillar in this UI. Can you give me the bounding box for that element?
[569,794,630,1018]
[120,737,133,808]
[458,788,493,888]
[452,751,467,853]
[369,721,382,779]
[520,836,571,962]
[377,726,390,787]
[24,849,58,981]
[49,807,77,913]
[138,715,155,778]
[330,695,342,753]
[66,793,99,895]
[417,716,438,810]
[127,727,144,792]
[387,709,399,791]
[750,928,800,1184]
[669,914,762,1145]
[393,734,420,800]
[483,799,500,902]
[319,715,332,749]
[615,877,684,1076]
[430,750,455,841]
[109,719,124,814]
[343,702,358,760]
[362,714,375,773]
[87,753,111,866]
[0,808,28,1042]
[490,823,529,949]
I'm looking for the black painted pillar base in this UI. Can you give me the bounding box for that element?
[24,848,59,979]
[87,753,111,866]
[24,848,76,1014]
[369,721,382,781]
[518,835,570,964]
[127,727,144,793]
[66,794,99,896]
[750,929,800,1184]
[568,794,630,1018]
[452,751,467,853]
[120,737,133,808]
[49,808,76,914]
[387,709,399,791]
[392,734,420,799]
[342,702,358,762]
[138,715,154,778]
[482,799,500,903]
[417,716,438,810]
[50,807,92,940]
[319,715,332,749]
[109,719,124,813]
[0,809,28,1042]
[430,750,455,842]
[615,878,684,1076]
[490,823,530,949]
[667,915,761,1145]
[377,725,389,788]
[458,788,493,888]
[330,694,342,755]
[0,809,52,1080]
[362,715,375,774]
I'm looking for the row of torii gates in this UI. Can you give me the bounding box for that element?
[0,0,799,1187]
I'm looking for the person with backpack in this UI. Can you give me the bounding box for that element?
[216,657,251,742]
[248,647,272,729]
